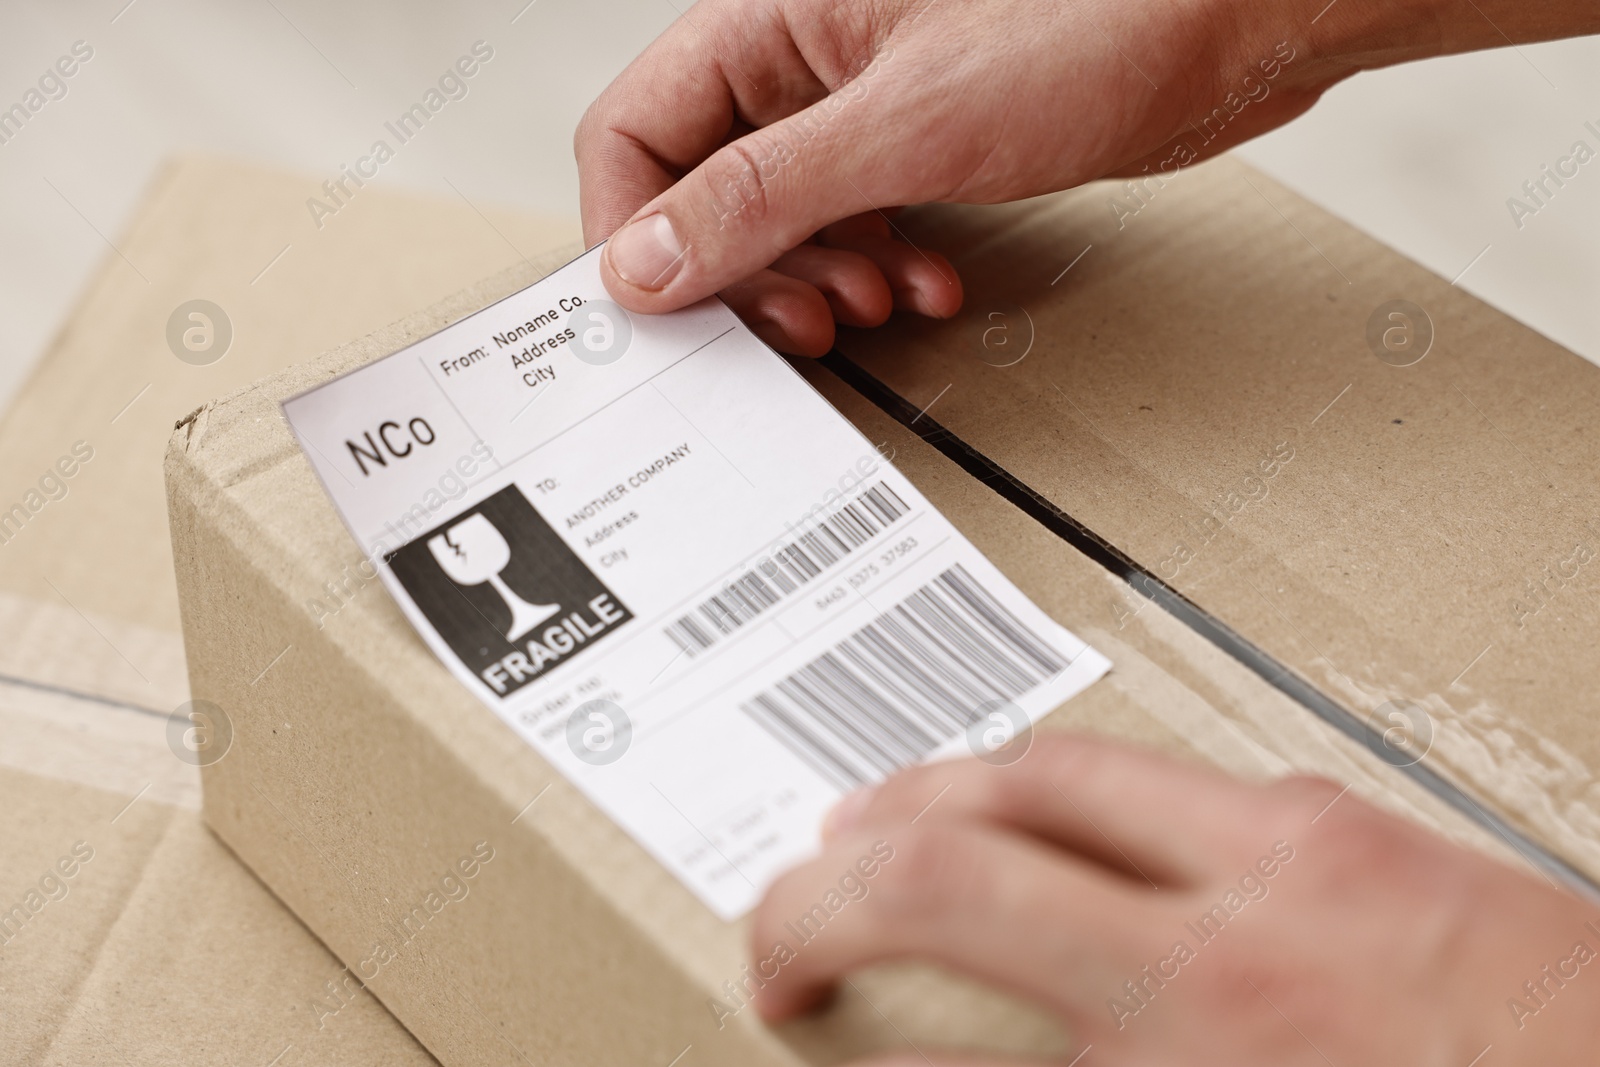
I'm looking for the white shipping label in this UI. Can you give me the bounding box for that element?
[282,246,1110,919]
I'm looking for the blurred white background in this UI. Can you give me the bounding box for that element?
[0,0,1596,411]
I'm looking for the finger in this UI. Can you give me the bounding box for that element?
[574,8,832,242]
[719,268,836,357]
[768,244,893,328]
[749,820,1165,1024]
[598,51,931,314]
[816,228,963,318]
[823,733,1285,885]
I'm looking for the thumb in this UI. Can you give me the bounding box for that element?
[598,78,900,313]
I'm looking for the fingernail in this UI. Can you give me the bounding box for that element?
[821,787,875,841]
[608,213,685,290]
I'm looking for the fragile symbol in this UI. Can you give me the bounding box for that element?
[388,484,634,699]
[428,513,560,641]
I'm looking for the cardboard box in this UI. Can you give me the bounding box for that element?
[0,155,578,1065]
[0,154,577,701]
[0,764,437,1067]
[166,158,1552,1064]
[831,155,1600,888]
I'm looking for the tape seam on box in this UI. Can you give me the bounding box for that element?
[820,351,1600,905]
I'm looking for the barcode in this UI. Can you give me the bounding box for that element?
[741,564,1068,790]
[664,481,910,657]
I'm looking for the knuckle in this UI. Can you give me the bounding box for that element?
[1258,779,1431,886]
[572,104,602,161]
[1264,774,1345,820]
[868,823,993,926]
[571,96,627,168]
[870,759,1024,829]
[1031,733,1120,800]
[1311,800,1414,871]
[872,761,978,820]
[953,765,1017,817]
[863,767,930,817]
[698,137,784,237]
[1034,732,1098,780]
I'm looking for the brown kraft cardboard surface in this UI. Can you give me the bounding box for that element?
[833,154,1600,889]
[166,229,1542,1063]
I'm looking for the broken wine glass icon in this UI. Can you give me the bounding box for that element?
[428,513,559,641]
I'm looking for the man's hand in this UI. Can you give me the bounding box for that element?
[750,734,1600,1065]
[574,0,1597,356]
[575,0,1323,355]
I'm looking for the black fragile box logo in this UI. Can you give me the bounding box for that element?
[387,484,632,698]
